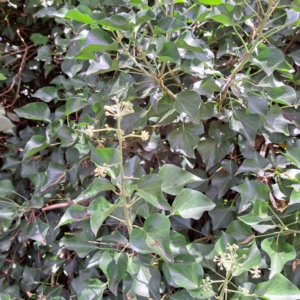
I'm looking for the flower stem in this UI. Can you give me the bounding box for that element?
[116,115,133,235]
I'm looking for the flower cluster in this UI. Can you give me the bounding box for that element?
[200,277,213,292]
[104,100,134,117]
[213,243,246,271]
[141,130,150,141]
[94,166,107,177]
[86,125,95,137]
[250,266,261,278]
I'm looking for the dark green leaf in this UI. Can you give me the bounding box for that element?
[32,87,58,102]
[40,162,66,192]
[98,251,128,295]
[74,178,116,203]
[255,273,300,299]
[23,136,50,161]
[162,254,203,290]
[197,138,231,171]
[175,91,202,124]
[88,197,120,236]
[159,164,203,195]
[130,214,174,262]
[136,174,171,210]
[168,123,204,158]
[14,103,51,122]
[253,47,285,76]
[230,109,261,146]
[132,265,161,300]
[261,237,296,278]
[172,188,215,219]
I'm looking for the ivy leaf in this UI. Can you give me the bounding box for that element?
[267,85,297,106]
[175,91,202,124]
[58,127,77,147]
[197,138,231,171]
[62,221,98,258]
[32,87,58,102]
[135,174,171,210]
[0,180,15,197]
[235,152,272,176]
[0,73,7,80]
[206,6,237,26]
[130,214,174,262]
[24,219,49,245]
[0,115,15,132]
[261,237,296,278]
[40,162,66,192]
[172,189,215,219]
[157,42,181,64]
[283,148,300,168]
[168,123,204,158]
[74,178,116,203]
[233,241,261,276]
[253,47,285,76]
[238,200,272,225]
[153,16,188,34]
[14,103,51,122]
[77,28,119,57]
[162,254,203,290]
[23,136,50,161]
[86,53,119,75]
[209,206,236,230]
[56,205,89,228]
[255,273,300,299]
[98,251,128,295]
[88,197,120,236]
[230,109,261,146]
[97,15,133,31]
[65,6,101,24]
[232,180,270,201]
[132,266,161,300]
[158,164,203,195]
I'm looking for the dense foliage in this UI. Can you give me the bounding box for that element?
[1,0,300,299]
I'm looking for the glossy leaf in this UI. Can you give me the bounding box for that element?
[98,251,128,295]
[132,265,161,300]
[32,87,58,102]
[255,273,300,299]
[56,205,89,228]
[253,47,285,76]
[14,103,51,122]
[136,174,171,210]
[88,197,120,236]
[130,214,174,262]
[23,136,50,161]
[168,123,204,158]
[172,188,215,219]
[162,254,203,290]
[74,178,116,203]
[175,91,202,124]
[230,109,261,146]
[261,237,296,278]
[159,164,203,195]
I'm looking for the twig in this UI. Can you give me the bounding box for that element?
[284,30,300,53]
[2,29,29,109]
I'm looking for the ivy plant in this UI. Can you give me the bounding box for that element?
[1,0,300,299]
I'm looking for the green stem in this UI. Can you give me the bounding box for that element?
[117,115,132,235]
[219,0,276,109]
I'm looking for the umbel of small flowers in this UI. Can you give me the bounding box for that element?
[213,243,261,279]
[213,243,246,272]
[104,99,134,117]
